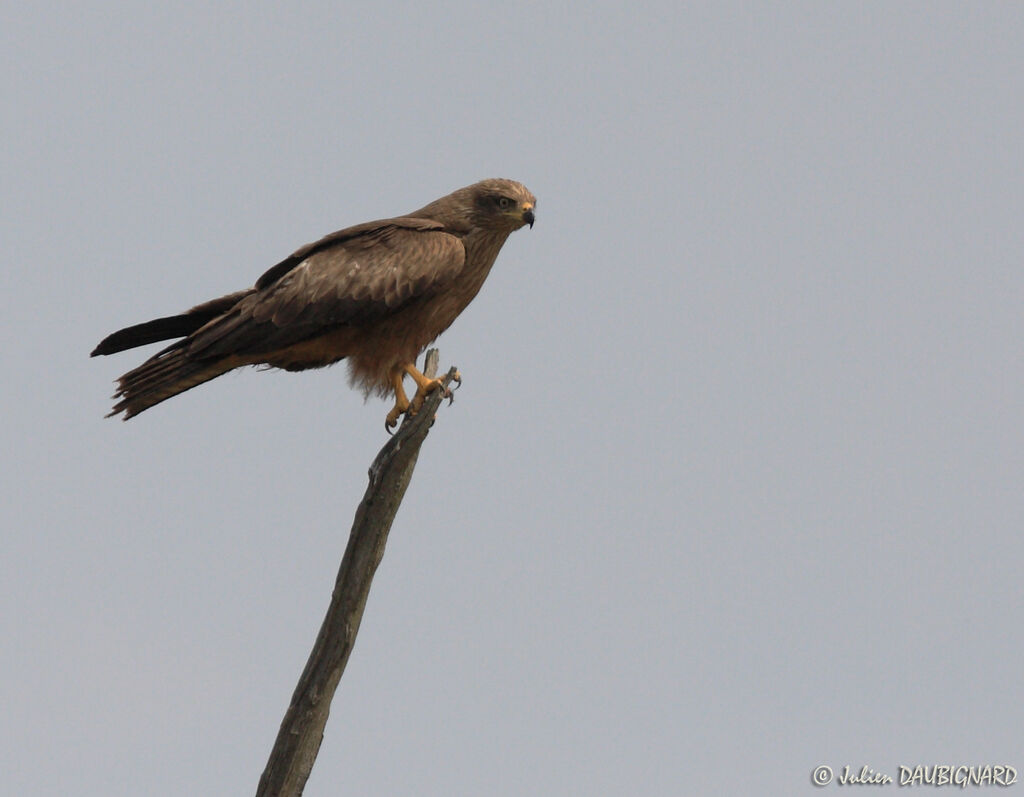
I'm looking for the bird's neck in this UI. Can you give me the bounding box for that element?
[457,228,511,299]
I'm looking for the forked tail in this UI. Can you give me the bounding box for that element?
[108,347,234,419]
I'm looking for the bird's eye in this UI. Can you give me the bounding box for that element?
[498,196,512,210]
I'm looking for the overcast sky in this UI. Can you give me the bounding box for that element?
[3,3,1022,795]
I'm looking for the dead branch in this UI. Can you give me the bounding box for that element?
[257,350,457,796]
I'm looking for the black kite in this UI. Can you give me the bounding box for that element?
[92,178,536,429]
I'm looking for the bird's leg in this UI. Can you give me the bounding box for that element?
[384,366,411,432]
[404,362,460,416]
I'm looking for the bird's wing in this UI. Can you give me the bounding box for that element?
[186,219,466,358]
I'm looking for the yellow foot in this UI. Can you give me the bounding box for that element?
[408,381,446,415]
[384,397,409,433]
[384,364,461,433]
[384,366,412,433]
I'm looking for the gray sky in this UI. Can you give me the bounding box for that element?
[3,2,1022,794]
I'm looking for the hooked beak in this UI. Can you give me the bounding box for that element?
[522,203,535,228]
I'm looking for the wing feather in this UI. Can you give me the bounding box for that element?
[187,220,465,358]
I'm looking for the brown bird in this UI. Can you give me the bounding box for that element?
[92,178,536,429]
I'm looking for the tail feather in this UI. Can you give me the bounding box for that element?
[109,349,236,419]
[91,314,206,357]
[90,290,254,357]
[93,290,258,419]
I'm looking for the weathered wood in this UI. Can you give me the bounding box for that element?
[257,350,456,797]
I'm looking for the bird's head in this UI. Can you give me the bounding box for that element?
[469,178,536,231]
[413,178,536,234]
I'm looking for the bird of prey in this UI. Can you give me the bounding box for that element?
[92,178,536,429]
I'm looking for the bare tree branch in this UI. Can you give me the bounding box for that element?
[257,350,456,797]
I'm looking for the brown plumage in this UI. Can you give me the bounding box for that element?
[92,178,536,427]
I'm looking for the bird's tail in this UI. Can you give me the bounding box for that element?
[90,290,254,357]
[108,347,237,420]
